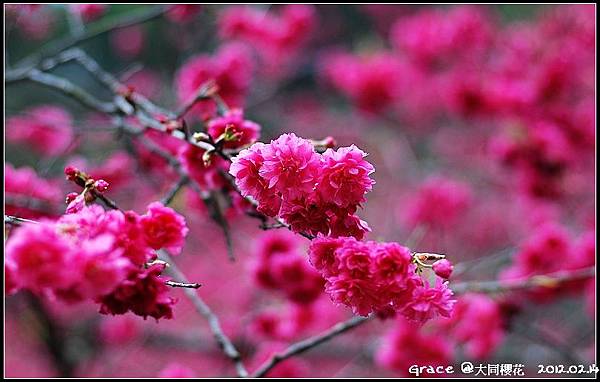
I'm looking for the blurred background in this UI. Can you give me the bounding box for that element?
[5,4,596,378]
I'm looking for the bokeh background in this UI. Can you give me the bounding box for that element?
[5,4,596,378]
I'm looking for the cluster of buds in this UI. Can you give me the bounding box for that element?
[64,166,111,214]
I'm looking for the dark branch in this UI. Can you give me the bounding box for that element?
[251,315,372,378]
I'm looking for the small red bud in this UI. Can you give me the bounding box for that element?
[432,259,453,279]
[65,192,79,204]
[94,179,110,192]
[64,166,79,180]
[324,136,336,148]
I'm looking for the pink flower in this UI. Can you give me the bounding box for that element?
[279,197,330,237]
[6,106,75,157]
[432,259,454,279]
[140,202,189,255]
[207,108,261,148]
[252,231,324,305]
[317,145,375,208]
[175,43,254,119]
[308,236,344,277]
[259,133,321,198]
[98,263,176,321]
[309,236,455,320]
[5,164,61,219]
[442,293,505,359]
[401,279,456,323]
[230,142,268,199]
[5,222,76,293]
[218,5,315,77]
[320,51,405,113]
[402,175,472,229]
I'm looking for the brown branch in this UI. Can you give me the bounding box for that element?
[251,315,372,378]
[160,175,190,205]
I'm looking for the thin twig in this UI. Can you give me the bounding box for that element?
[160,175,190,205]
[7,5,168,77]
[251,315,372,378]
[165,280,202,289]
[4,215,39,226]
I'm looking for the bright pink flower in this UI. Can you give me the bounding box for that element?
[443,293,505,359]
[230,142,268,198]
[207,108,261,148]
[259,133,321,198]
[279,197,330,237]
[6,106,75,157]
[401,279,456,323]
[317,145,375,208]
[175,43,254,119]
[218,5,315,77]
[310,236,455,320]
[320,51,405,113]
[252,231,324,305]
[5,164,61,219]
[327,208,371,240]
[432,259,454,279]
[140,202,189,255]
[5,222,76,293]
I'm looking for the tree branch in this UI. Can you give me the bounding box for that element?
[251,315,372,378]
[158,250,249,377]
[452,267,595,295]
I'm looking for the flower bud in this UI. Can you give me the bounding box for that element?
[432,259,453,279]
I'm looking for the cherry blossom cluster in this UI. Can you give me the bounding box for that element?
[5,189,188,320]
[230,133,375,239]
[6,105,75,157]
[308,236,455,322]
[218,5,315,77]
[320,5,594,200]
[175,43,254,120]
[5,164,61,219]
[251,231,323,305]
[500,223,595,302]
